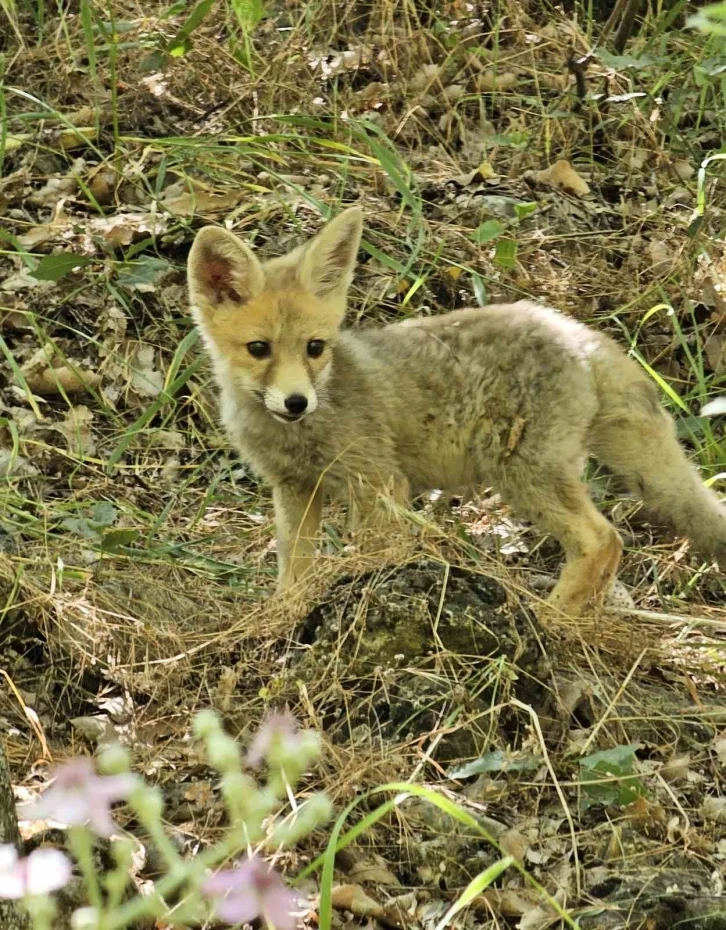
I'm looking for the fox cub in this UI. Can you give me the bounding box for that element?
[188,207,726,616]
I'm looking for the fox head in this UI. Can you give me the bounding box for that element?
[187,207,363,423]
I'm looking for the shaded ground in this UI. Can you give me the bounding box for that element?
[0,0,725,927]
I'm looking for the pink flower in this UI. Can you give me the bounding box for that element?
[0,845,72,899]
[203,856,299,929]
[247,712,301,768]
[17,758,136,837]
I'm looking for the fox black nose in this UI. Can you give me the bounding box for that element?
[284,394,308,416]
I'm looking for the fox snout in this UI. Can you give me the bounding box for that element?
[284,394,308,416]
[264,379,318,423]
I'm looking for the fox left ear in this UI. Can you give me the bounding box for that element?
[299,206,363,299]
[188,226,264,313]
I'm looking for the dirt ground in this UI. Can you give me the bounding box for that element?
[1,1,725,927]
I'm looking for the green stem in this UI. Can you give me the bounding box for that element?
[105,825,250,930]
[68,827,104,915]
[24,895,55,930]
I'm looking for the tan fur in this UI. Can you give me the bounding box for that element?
[188,208,726,615]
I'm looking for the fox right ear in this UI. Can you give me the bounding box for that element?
[187,227,264,312]
[299,206,363,299]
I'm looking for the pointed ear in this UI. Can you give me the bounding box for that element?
[188,226,264,312]
[298,206,363,298]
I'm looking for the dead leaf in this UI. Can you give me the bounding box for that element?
[86,212,167,248]
[57,405,96,456]
[22,349,102,396]
[604,578,635,610]
[661,754,691,783]
[1,308,33,331]
[145,429,185,451]
[499,827,530,860]
[673,159,694,181]
[443,84,465,103]
[65,106,99,126]
[70,715,115,742]
[714,737,726,766]
[625,796,667,838]
[705,333,726,374]
[701,796,726,824]
[88,169,118,206]
[450,161,500,186]
[475,887,542,918]
[348,856,401,886]
[1,268,55,293]
[517,887,566,930]
[129,344,164,398]
[475,70,518,91]
[27,175,79,209]
[330,884,384,919]
[0,450,39,479]
[182,781,214,807]
[26,366,100,396]
[410,63,442,92]
[537,72,570,92]
[647,239,672,274]
[57,126,98,151]
[533,160,591,197]
[4,133,31,153]
[161,188,243,217]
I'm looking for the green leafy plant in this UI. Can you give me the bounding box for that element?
[579,744,647,809]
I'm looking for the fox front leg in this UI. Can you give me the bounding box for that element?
[273,483,324,592]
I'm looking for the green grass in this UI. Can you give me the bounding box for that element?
[0,6,724,921]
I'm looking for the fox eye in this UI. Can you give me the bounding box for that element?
[307,339,326,359]
[247,341,271,359]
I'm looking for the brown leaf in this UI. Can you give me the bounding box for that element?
[57,405,96,456]
[161,187,243,218]
[129,344,164,398]
[57,126,98,151]
[499,827,530,860]
[348,856,401,886]
[23,364,101,396]
[533,160,590,197]
[624,796,667,839]
[475,70,518,91]
[701,796,726,824]
[87,212,167,248]
[661,754,691,783]
[705,333,726,374]
[474,887,542,918]
[88,169,118,206]
[516,887,567,930]
[330,884,384,919]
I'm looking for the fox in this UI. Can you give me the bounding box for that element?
[187,206,726,617]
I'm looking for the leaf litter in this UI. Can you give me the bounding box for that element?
[0,2,725,929]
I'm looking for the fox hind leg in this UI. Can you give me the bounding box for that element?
[498,466,623,618]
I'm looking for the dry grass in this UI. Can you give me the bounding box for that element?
[1,0,725,925]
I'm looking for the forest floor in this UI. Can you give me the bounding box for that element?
[1,1,725,927]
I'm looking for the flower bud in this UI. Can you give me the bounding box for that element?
[97,744,131,776]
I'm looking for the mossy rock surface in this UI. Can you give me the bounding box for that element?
[294,560,553,759]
